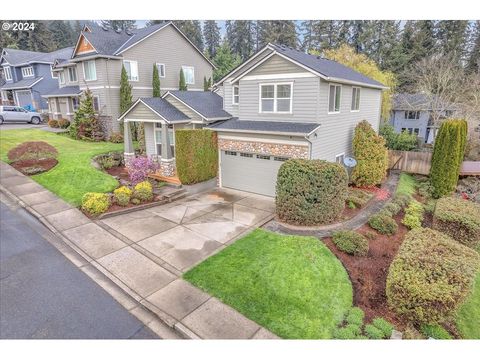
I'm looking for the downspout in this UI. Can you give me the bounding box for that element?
[304,133,313,160]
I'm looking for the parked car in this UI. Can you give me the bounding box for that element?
[0,106,43,125]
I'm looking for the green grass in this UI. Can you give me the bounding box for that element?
[183,229,353,339]
[0,129,123,206]
[395,173,418,197]
[456,272,480,339]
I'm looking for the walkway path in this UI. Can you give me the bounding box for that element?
[264,172,400,238]
[0,161,278,339]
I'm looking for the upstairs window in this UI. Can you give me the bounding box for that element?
[83,60,96,81]
[328,84,341,113]
[59,71,66,85]
[182,66,195,85]
[68,67,77,82]
[260,83,292,113]
[123,60,139,81]
[4,66,12,81]
[405,111,420,119]
[156,63,166,78]
[22,66,34,78]
[232,85,239,105]
[50,65,58,79]
[351,87,360,111]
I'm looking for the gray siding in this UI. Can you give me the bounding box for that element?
[164,94,203,122]
[390,110,429,140]
[144,122,156,156]
[125,102,162,121]
[248,54,305,76]
[223,82,239,117]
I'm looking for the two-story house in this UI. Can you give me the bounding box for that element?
[44,22,214,135]
[0,47,73,111]
[120,44,386,197]
[389,93,455,144]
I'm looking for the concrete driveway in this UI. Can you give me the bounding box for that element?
[99,188,275,273]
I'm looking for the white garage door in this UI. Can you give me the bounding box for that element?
[220,150,288,197]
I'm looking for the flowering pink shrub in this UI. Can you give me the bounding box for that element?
[125,156,158,185]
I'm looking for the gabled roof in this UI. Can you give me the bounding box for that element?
[393,93,437,111]
[42,86,82,98]
[119,97,191,123]
[208,118,320,136]
[164,91,231,120]
[216,43,387,90]
[32,47,74,64]
[0,77,43,90]
[114,22,171,54]
[1,48,45,66]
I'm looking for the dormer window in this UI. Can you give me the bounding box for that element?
[3,66,12,81]
[22,66,34,78]
[232,85,239,105]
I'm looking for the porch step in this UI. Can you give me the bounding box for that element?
[164,188,187,202]
[149,173,182,186]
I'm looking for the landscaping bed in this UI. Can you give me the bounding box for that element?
[11,158,58,175]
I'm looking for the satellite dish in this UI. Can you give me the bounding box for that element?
[343,156,357,168]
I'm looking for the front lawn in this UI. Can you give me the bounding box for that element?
[456,272,480,339]
[183,229,353,339]
[0,129,123,205]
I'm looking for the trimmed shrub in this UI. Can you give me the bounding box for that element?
[81,192,110,216]
[7,141,58,162]
[420,324,452,339]
[386,228,480,324]
[346,188,373,208]
[276,159,348,225]
[333,327,356,339]
[430,119,468,198]
[48,119,59,128]
[392,193,412,208]
[383,202,401,216]
[346,307,365,326]
[133,181,153,202]
[332,230,369,256]
[402,200,424,229]
[368,214,398,235]
[433,197,480,248]
[109,132,124,143]
[57,118,70,129]
[380,124,417,151]
[351,120,388,186]
[371,318,394,338]
[345,323,362,336]
[114,186,132,206]
[126,156,158,185]
[175,129,218,185]
[364,324,385,339]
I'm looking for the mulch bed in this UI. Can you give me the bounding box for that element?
[105,165,130,182]
[11,158,58,175]
[322,212,409,329]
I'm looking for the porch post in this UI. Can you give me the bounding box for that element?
[124,120,134,157]
[159,122,175,177]
[54,98,61,120]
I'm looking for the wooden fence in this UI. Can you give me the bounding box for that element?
[388,150,432,175]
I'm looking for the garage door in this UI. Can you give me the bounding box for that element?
[220,150,288,197]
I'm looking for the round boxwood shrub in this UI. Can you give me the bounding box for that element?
[114,186,132,206]
[133,181,153,202]
[386,228,480,324]
[368,213,398,235]
[276,159,348,225]
[364,324,385,339]
[383,202,401,216]
[371,318,394,338]
[81,192,110,216]
[332,230,369,256]
[345,307,365,326]
[433,196,480,248]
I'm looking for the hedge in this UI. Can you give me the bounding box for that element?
[351,120,388,186]
[276,159,348,225]
[386,228,480,324]
[430,119,468,198]
[433,197,480,248]
[175,129,218,185]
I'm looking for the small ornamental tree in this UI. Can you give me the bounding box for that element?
[203,76,209,91]
[179,68,187,90]
[69,89,103,141]
[430,119,468,198]
[152,64,161,97]
[351,120,388,186]
[120,65,135,138]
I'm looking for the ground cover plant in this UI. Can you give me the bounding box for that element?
[332,230,369,256]
[184,229,353,339]
[333,307,395,339]
[456,272,480,339]
[0,129,123,205]
[368,213,398,235]
[401,200,424,229]
[395,173,418,197]
[346,188,373,208]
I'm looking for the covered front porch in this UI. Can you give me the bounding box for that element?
[43,86,82,121]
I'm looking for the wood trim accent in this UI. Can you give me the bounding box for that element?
[75,35,95,55]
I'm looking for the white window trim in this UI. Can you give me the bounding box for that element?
[59,71,66,85]
[68,67,78,83]
[50,65,58,79]
[82,60,97,82]
[21,66,34,78]
[258,82,294,114]
[156,63,166,78]
[328,83,342,114]
[351,86,360,112]
[123,60,139,82]
[182,66,195,85]
[4,66,12,81]
[335,152,345,164]
[232,85,239,105]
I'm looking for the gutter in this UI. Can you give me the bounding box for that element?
[207,127,310,137]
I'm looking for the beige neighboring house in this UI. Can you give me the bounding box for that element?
[43,21,214,135]
[120,43,387,197]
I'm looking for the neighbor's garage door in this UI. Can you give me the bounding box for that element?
[220,150,288,197]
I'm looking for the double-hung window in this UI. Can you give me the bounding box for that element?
[83,60,96,81]
[72,97,79,111]
[260,83,292,113]
[59,71,66,85]
[182,66,195,85]
[154,123,175,157]
[4,66,12,81]
[232,85,239,105]
[68,67,77,82]
[21,66,34,78]
[351,87,360,111]
[328,84,341,113]
[156,63,165,78]
[405,111,420,119]
[123,60,139,81]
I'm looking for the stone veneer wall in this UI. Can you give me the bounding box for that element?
[218,139,309,159]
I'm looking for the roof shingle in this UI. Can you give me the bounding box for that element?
[167,91,231,119]
[135,98,190,123]
[208,118,320,135]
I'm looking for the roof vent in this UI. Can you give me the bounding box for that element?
[115,28,122,34]
[125,29,133,36]
[101,25,109,31]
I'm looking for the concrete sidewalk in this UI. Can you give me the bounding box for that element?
[0,161,278,339]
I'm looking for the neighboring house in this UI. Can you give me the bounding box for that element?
[0,47,73,111]
[389,93,454,144]
[44,21,214,135]
[121,43,386,197]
